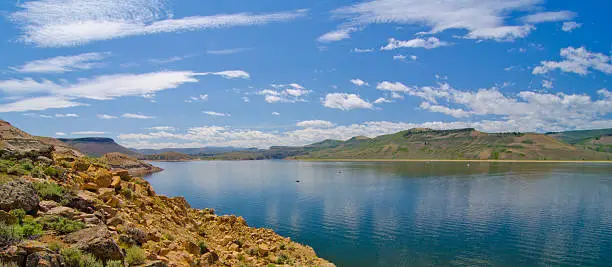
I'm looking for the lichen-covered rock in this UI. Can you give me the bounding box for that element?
[38,200,59,213]
[25,251,63,267]
[66,190,96,213]
[63,226,124,261]
[93,169,113,188]
[0,179,40,214]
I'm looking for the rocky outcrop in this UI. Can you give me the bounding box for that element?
[102,152,163,176]
[0,120,53,160]
[64,225,124,261]
[0,179,40,214]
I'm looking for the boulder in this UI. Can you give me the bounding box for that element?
[72,159,90,172]
[184,241,200,255]
[63,225,124,261]
[66,190,96,213]
[97,188,115,202]
[25,251,63,267]
[38,201,59,213]
[0,179,40,214]
[44,206,79,219]
[81,182,99,192]
[113,169,131,181]
[93,169,113,188]
[111,176,122,189]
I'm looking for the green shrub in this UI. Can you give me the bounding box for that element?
[39,216,85,234]
[9,209,25,225]
[44,166,61,177]
[106,260,124,267]
[47,241,63,252]
[61,248,82,267]
[276,253,289,264]
[0,160,14,173]
[199,241,208,254]
[0,261,19,267]
[120,188,133,200]
[0,223,21,247]
[19,159,33,172]
[31,165,46,178]
[15,219,43,238]
[33,182,66,202]
[125,246,145,266]
[6,165,27,176]
[80,253,103,267]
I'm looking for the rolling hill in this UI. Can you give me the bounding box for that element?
[208,128,612,161]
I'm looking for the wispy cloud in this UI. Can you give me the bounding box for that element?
[0,96,85,112]
[350,79,368,87]
[562,21,582,32]
[296,120,335,128]
[11,52,109,73]
[122,113,155,119]
[258,84,311,103]
[521,11,576,24]
[206,48,251,55]
[204,111,231,117]
[55,113,79,118]
[97,114,118,120]
[9,0,307,47]
[381,37,451,50]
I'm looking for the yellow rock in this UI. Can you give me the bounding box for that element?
[110,176,121,189]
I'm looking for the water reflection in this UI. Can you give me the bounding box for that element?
[147,161,612,267]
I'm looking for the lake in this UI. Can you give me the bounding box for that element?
[146,160,612,267]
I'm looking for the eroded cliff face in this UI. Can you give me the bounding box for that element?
[0,121,333,267]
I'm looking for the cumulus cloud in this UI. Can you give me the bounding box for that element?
[350,79,368,86]
[258,84,311,103]
[323,93,373,110]
[376,81,413,92]
[542,80,553,89]
[12,52,108,73]
[374,97,392,104]
[318,28,357,42]
[296,120,335,128]
[320,0,566,42]
[9,0,307,47]
[204,111,231,117]
[377,80,612,131]
[122,113,155,119]
[562,21,582,32]
[381,37,450,50]
[533,47,612,75]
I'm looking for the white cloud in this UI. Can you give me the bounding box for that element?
[374,97,392,104]
[117,116,612,149]
[533,47,612,75]
[271,112,280,116]
[0,70,249,112]
[207,48,251,55]
[9,0,307,47]
[122,113,155,119]
[323,93,373,110]
[322,0,561,42]
[204,111,231,117]
[55,132,66,136]
[562,21,582,32]
[12,52,108,73]
[148,56,186,64]
[258,84,311,103]
[296,120,335,128]
[55,113,79,118]
[378,81,612,131]
[393,55,406,61]
[39,114,53,119]
[542,80,553,89]
[242,96,250,103]
[97,114,117,120]
[376,81,412,92]
[318,28,357,42]
[350,79,368,86]
[352,48,374,53]
[381,37,450,50]
[186,94,209,103]
[148,126,176,132]
[521,11,576,24]
[0,96,85,112]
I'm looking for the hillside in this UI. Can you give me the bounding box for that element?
[136,147,249,156]
[139,152,198,161]
[210,128,612,161]
[0,121,332,266]
[547,128,612,153]
[59,138,138,157]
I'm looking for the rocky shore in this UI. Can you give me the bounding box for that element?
[0,120,333,266]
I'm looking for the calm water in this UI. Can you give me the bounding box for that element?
[146,161,612,267]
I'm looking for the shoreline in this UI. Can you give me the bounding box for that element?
[294,158,612,163]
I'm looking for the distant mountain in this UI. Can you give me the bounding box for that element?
[58,137,138,157]
[208,128,612,161]
[135,146,249,156]
[138,151,197,161]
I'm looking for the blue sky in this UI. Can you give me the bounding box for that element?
[0,0,611,149]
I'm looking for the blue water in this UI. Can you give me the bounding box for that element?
[146,161,612,267]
